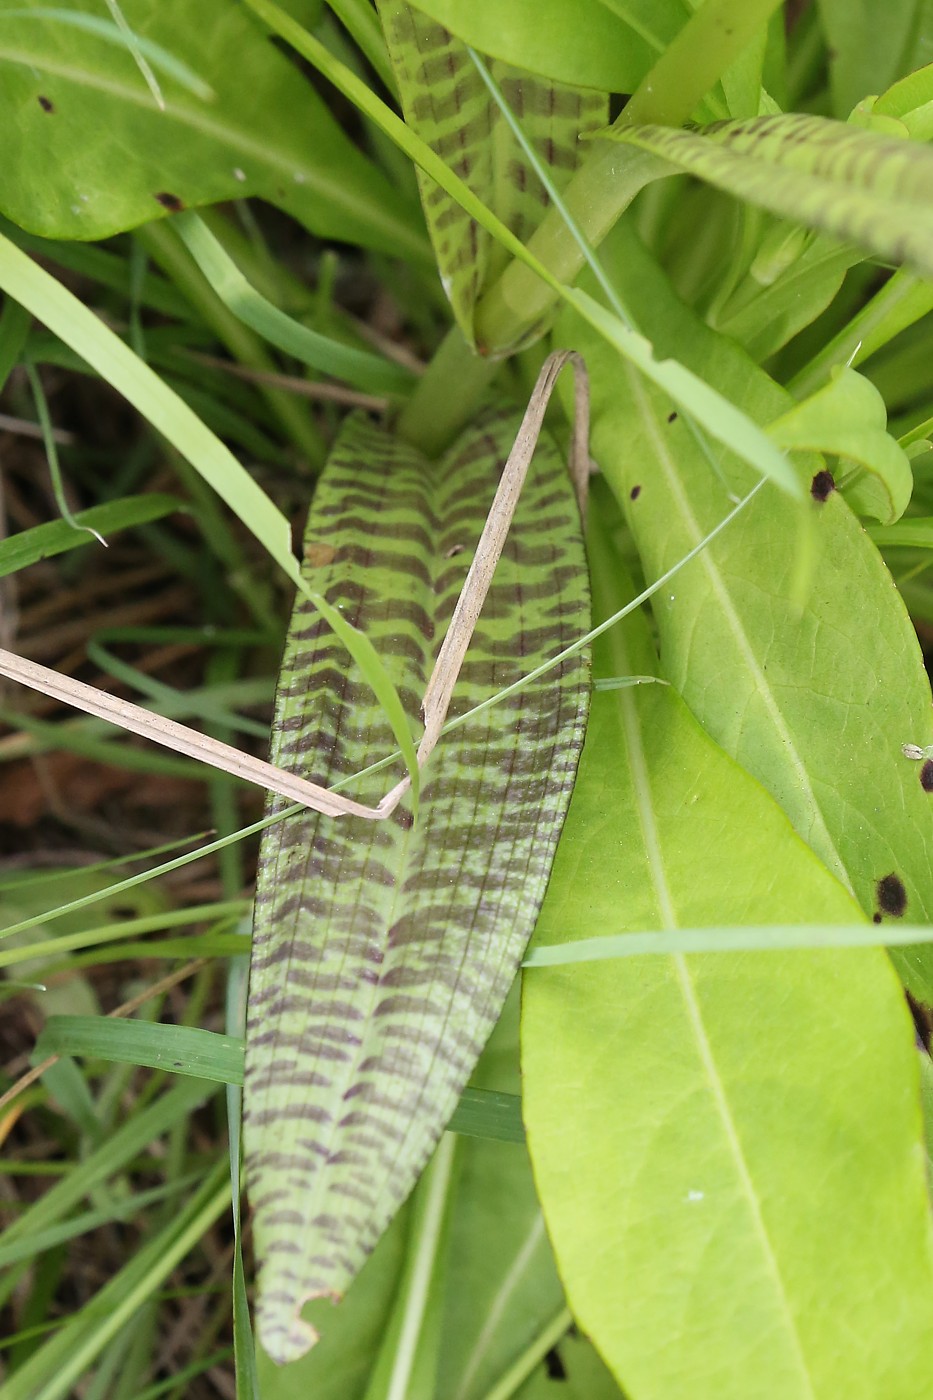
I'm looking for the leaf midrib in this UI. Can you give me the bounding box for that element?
[628,366,853,895]
[611,600,816,1397]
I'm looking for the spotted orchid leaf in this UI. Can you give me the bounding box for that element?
[244,404,590,1364]
[376,0,607,351]
[600,112,933,283]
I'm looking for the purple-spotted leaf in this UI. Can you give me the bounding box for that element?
[244,406,589,1364]
[377,0,607,351]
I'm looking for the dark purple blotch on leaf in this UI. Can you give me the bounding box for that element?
[630,484,641,500]
[667,411,678,424]
[37,95,54,112]
[876,872,907,918]
[810,470,835,502]
[154,191,184,211]
[920,760,933,792]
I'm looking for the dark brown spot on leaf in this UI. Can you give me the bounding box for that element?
[810,470,835,502]
[876,873,907,918]
[544,1348,567,1381]
[37,95,54,112]
[630,485,641,500]
[920,760,933,792]
[154,191,184,211]
[667,411,678,424]
[873,913,882,924]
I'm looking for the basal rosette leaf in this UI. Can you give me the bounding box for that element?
[244,405,589,1364]
[0,0,425,258]
[377,0,606,350]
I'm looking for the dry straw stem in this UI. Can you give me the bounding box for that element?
[0,350,589,819]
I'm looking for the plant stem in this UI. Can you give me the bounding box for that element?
[395,325,498,456]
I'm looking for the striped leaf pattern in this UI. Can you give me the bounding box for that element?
[377,0,607,352]
[244,406,589,1364]
[606,112,933,283]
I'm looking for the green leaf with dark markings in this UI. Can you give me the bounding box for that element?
[600,112,933,284]
[244,405,589,1364]
[377,0,607,350]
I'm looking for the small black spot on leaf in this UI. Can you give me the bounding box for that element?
[810,470,835,502]
[630,484,641,500]
[37,95,54,112]
[920,760,933,792]
[876,872,907,918]
[544,1349,567,1381]
[154,191,184,211]
[667,411,678,424]
[873,913,882,924]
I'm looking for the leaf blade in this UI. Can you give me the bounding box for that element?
[245,407,590,1363]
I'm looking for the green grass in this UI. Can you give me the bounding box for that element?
[3,3,933,1397]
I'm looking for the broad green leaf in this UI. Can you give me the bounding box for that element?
[816,0,927,118]
[558,225,933,998]
[0,492,181,577]
[522,526,933,1400]
[245,406,590,1363]
[603,112,933,283]
[768,368,913,523]
[402,0,670,91]
[377,0,607,348]
[875,59,933,138]
[433,993,566,1400]
[0,0,427,262]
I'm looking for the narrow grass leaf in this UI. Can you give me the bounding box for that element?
[34,1016,245,1084]
[0,232,420,794]
[174,212,414,395]
[0,493,181,577]
[0,1078,213,1259]
[0,1159,230,1400]
[525,922,933,964]
[245,406,589,1363]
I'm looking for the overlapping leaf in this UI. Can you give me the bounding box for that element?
[522,529,933,1400]
[401,0,668,92]
[377,0,607,348]
[244,406,589,1364]
[602,111,933,282]
[0,0,425,259]
[558,225,933,997]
